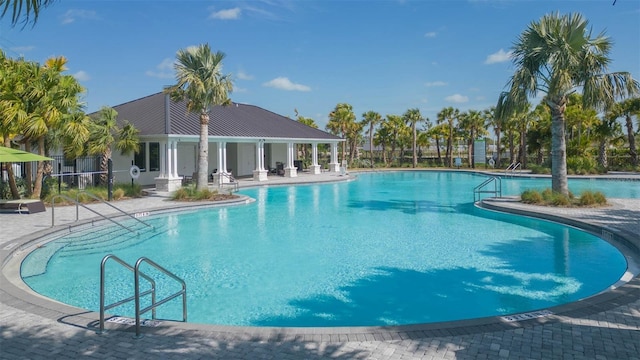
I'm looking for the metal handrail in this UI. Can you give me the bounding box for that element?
[51,194,137,233]
[98,254,157,334]
[218,172,239,192]
[474,176,502,202]
[134,257,187,338]
[98,255,187,339]
[50,192,153,232]
[77,191,154,229]
[505,162,521,175]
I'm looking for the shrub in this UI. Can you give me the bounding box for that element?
[521,189,543,204]
[520,188,605,207]
[579,191,607,206]
[529,165,551,174]
[171,187,191,200]
[112,188,126,200]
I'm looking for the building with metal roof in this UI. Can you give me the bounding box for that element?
[108,92,343,191]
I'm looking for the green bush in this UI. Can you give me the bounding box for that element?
[520,188,604,207]
[578,190,607,206]
[529,165,551,174]
[521,189,543,204]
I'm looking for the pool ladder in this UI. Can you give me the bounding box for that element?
[98,254,187,339]
[505,162,521,176]
[51,191,154,235]
[474,176,502,202]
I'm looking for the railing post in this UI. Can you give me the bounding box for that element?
[134,258,143,339]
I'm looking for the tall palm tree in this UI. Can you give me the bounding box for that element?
[361,110,382,168]
[610,97,640,167]
[326,103,356,164]
[436,107,459,167]
[1,0,54,26]
[87,106,140,185]
[167,44,233,190]
[502,12,639,195]
[403,108,423,168]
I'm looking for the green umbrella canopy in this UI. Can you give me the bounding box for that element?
[0,146,53,163]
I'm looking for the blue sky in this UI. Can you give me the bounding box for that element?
[1,0,639,130]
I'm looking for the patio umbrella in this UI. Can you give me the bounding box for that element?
[0,146,53,163]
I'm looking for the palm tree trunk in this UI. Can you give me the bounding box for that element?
[626,115,637,167]
[4,137,20,199]
[435,137,442,166]
[369,127,374,168]
[412,124,417,168]
[598,139,608,169]
[31,136,46,198]
[447,129,453,167]
[549,99,569,195]
[24,141,33,196]
[495,130,502,168]
[197,113,209,190]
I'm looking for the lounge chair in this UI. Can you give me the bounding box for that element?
[0,199,46,214]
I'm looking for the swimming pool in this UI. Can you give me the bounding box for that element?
[21,171,635,327]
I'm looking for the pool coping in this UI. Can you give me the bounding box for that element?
[1,173,640,342]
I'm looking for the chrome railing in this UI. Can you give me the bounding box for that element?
[473,176,502,202]
[51,191,153,232]
[98,254,187,338]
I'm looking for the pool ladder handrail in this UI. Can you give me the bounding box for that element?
[98,254,187,339]
[51,191,154,233]
[218,172,239,192]
[505,162,521,176]
[474,176,502,202]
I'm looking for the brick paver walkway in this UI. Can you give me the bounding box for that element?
[1,172,639,359]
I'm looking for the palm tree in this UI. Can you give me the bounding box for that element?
[403,108,423,168]
[594,112,622,169]
[502,12,639,195]
[610,97,640,167]
[167,44,233,190]
[437,107,459,167]
[87,106,140,185]
[361,111,382,168]
[1,0,55,26]
[326,103,356,164]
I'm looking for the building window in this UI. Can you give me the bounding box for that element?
[149,142,160,171]
[134,142,146,172]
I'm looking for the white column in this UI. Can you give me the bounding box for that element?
[217,142,230,183]
[310,142,321,175]
[329,142,340,172]
[171,141,178,178]
[159,141,167,178]
[166,141,173,178]
[253,140,268,181]
[284,142,297,177]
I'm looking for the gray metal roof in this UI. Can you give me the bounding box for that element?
[110,92,341,141]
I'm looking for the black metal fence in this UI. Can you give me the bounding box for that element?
[49,155,103,189]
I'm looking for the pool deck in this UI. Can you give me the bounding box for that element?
[1,171,639,359]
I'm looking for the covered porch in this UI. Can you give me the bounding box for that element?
[153,137,344,192]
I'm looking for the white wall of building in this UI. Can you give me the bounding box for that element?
[269,143,288,169]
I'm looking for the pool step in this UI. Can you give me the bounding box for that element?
[58,224,166,257]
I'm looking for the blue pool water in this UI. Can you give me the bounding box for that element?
[22,172,634,327]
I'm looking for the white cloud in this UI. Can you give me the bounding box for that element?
[236,70,254,80]
[485,49,512,64]
[10,45,34,53]
[73,70,90,81]
[263,77,311,92]
[60,9,97,25]
[424,31,437,38]
[425,81,447,87]
[145,58,175,79]
[209,7,241,20]
[445,94,469,103]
